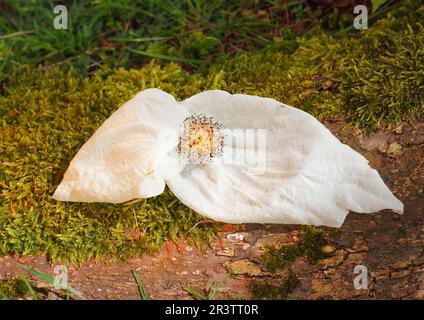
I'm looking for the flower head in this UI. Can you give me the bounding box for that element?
[53,89,403,227]
[178,114,224,165]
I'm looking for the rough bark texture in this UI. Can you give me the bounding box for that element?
[0,118,422,300]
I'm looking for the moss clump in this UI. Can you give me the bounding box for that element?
[250,271,301,300]
[209,0,424,130]
[335,5,424,131]
[262,227,332,272]
[0,64,219,264]
[262,243,302,271]
[0,277,29,298]
[298,226,334,263]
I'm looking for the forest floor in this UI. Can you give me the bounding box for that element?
[1,117,422,300]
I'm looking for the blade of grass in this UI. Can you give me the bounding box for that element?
[16,263,83,299]
[207,285,219,300]
[181,284,208,300]
[111,36,170,43]
[17,263,54,283]
[206,275,228,300]
[372,0,389,12]
[19,275,38,300]
[0,30,34,39]
[127,48,205,65]
[132,270,149,300]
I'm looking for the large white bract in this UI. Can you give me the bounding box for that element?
[53,89,403,227]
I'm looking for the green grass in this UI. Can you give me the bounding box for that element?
[0,263,81,300]
[0,0,402,80]
[17,263,81,299]
[0,1,422,264]
[132,270,150,300]
[182,277,227,300]
[0,0,288,78]
[2,264,149,300]
[19,274,39,300]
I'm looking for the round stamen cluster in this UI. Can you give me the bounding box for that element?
[178,114,224,165]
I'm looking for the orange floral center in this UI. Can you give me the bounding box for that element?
[178,115,224,165]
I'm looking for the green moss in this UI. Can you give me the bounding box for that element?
[335,6,424,131]
[209,0,424,130]
[0,277,29,298]
[262,227,332,272]
[250,271,301,300]
[208,34,341,118]
[298,226,333,263]
[0,64,219,264]
[262,244,301,271]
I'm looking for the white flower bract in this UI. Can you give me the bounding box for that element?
[53,88,403,227]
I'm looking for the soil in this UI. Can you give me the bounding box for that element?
[0,117,423,300]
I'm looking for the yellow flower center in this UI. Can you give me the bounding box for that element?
[178,115,224,165]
